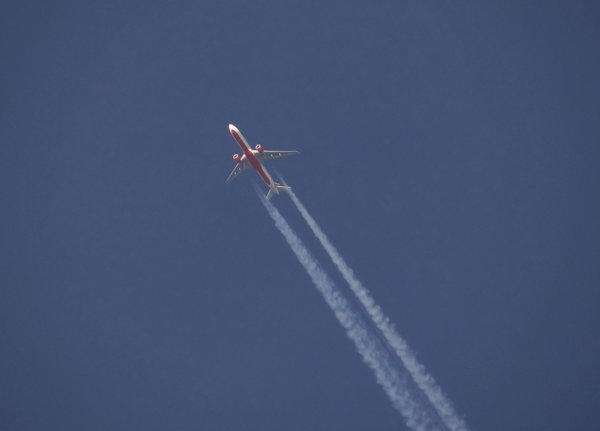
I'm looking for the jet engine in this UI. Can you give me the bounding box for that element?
[255,144,264,153]
[232,154,241,163]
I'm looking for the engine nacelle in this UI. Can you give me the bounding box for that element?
[255,144,264,153]
[232,154,242,163]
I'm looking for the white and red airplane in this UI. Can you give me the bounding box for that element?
[226,124,299,199]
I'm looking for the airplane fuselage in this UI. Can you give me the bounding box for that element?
[229,124,276,190]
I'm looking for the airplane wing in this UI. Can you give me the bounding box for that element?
[256,150,300,162]
[225,159,251,183]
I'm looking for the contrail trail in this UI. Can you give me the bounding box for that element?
[286,188,469,431]
[258,192,443,431]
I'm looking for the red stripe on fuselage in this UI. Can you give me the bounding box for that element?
[230,128,273,186]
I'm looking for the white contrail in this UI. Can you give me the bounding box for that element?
[258,193,442,431]
[286,188,469,431]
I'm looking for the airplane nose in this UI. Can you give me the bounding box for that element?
[228,124,238,134]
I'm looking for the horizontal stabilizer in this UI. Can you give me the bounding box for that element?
[266,182,292,200]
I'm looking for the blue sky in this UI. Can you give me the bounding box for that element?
[2,1,599,430]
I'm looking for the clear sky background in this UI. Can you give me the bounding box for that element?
[2,1,599,430]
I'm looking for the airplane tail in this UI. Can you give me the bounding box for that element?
[266,182,292,200]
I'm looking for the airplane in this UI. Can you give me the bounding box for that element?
[226,124,299,199]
